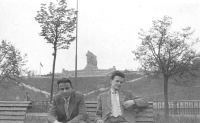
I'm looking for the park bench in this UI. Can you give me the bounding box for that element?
[25,101,153,123]
[85,101,153,123]
[0,101,32,123]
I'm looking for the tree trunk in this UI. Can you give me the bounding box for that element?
[50,26,58,103]
[164,75,169,122]
[50,48,57,103]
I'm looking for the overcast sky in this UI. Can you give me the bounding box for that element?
[0,0,200,75]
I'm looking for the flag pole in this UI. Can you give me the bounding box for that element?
[75,0,78,88]
[40,62,41,76]
[40,65,41,76]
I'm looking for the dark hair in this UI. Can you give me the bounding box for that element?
[111,70,125,80]
[57,78,72,86]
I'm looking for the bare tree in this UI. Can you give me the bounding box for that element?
[133,16,200,121]
[35,0,76,102]
[0,40,27,87]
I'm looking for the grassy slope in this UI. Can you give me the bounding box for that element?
[0,84,47,101]
[1,73,200,101]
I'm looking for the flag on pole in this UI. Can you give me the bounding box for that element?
[40,62,43,67]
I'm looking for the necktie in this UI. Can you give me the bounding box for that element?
[64,97,70,119]
[111,91,122,117]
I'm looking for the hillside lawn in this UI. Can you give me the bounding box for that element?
[0,73,200,101]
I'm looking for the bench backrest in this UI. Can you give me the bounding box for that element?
[0,101,31,123]
[85,101,153,123]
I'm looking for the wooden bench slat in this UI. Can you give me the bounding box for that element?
[85,101,98,104]
[26,113,47,117]
[136,117,154,122]
[0,104,30,107]
[0,101,31,104]
[0,121,24,123]
[86,109,153,113]
[86,108,153,113]
[88,115,153,119]
[0,116,25,120]
[0,112,26,116]
[0,107,27,111]
[86,104,98,107]
[88,117,153,122]
[86,108,98,112]
[85,104,153,108]
[85,105,154,108]
[136,114,153,117]
[87,112,153,118]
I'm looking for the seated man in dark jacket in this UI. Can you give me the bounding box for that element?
[46,78,90,123]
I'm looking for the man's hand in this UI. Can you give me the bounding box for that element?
[53,120,62,123]
[96,119,104,123]
[122,100,135,108]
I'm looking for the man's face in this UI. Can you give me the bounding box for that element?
[110,76,124,91]
[58,83,72,98]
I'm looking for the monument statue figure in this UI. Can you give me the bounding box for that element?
[62,50,116,76]
[86,51,98,68]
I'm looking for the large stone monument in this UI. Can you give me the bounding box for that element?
[85,51,98,70]
[62,51,116,77]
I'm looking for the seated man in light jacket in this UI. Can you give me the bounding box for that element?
[95,71,148,123]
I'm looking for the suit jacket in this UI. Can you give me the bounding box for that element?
[95,89,148,123]
[47,90,89,123]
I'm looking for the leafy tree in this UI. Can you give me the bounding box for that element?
[0,40,27,87]
[35,0,76,102]
[133,16,200,120]
[172,57,200,87]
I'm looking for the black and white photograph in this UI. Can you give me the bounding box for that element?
[0,0,200,123]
